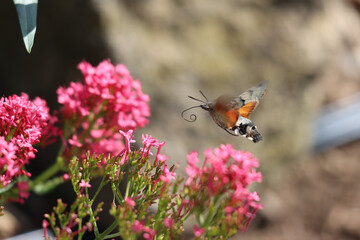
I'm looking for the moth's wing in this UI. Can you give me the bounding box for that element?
[230,81,267,119]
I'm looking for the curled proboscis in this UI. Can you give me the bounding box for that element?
[181,106,201,122]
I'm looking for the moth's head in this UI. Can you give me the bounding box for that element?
[181,90,211,122]
[200,103,213,112]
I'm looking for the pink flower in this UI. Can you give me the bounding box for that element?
[125,197,136,208]
[160,165,176,184]
[79,179,91,188]
[185,152,200,186]
[56,60,150,157]
[63,173,70,181]
[157,154,168,163]
[119,129,135,164]
[17,181,30,199]
[141,134,159,157]
[68,135,82,147]
[142,226,156,240]
[185,144,262,231]
[40,114,61,147]
[88,131,124,156]
[42,219,49,239]
[0,94,49,188]
[164,218,174,228]
[193,225,205,237]
[132,220,144,233]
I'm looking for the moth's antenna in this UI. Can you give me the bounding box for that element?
[181,105,202,122]
[188,95,206,104]
[199,90,209,102]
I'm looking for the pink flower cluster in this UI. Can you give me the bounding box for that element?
[120,130,174,185]
[43,213,92,240]
[186,144,263,231]
[57,60,150,130]
[132,220,156,240]
[0,93,49,187]
[56,60,150,156]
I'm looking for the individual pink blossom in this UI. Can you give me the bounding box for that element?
[157,154,168,163]
[141,134,160,157]
[160,165,176,184]
[42,219,50,239]
[141,134,167,167]
[125,197,136,208]
[119,129,135,165]
[132,220,144,233]
[193,225,205,237]
[68,135,82,147]
[63,173,70,181]
[164,218,174,228]
[142,226,156,240]
[79,179,91,188]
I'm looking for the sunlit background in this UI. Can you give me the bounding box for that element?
[1,0,360,239]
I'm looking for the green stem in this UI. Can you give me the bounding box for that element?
[90,175,108,236]
[203,195,221,226]
[88,204,99,237]
[124,179,131,199]
[93,174,107,202]
[29,156,64,190]
[95,220,118,240]
[103,231,121,239]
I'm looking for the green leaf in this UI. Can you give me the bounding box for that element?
[13,0,38,53]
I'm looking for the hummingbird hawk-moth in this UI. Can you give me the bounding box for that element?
[181,81,267,143]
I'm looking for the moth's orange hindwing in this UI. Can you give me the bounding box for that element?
[239,102,257,119]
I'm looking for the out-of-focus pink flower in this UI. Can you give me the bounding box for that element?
[68,135,82,147]
[42,219,49,239]
[63,173,70,181]
[157,154,168,163]
[17,181,30,200]
[142,226,156,240]
[79,179,91,188]
[88,131,124,156]
[160,165,176,184]
[185,152,200,186]
[193,225,205,237]
[164,218,174,228]
[132,220,155,239]
[40,114,61,147]
[125,197,136,208]
[0,93,50,189]
[132,220,144,233]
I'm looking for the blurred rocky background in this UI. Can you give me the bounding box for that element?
[1,0,360,239]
